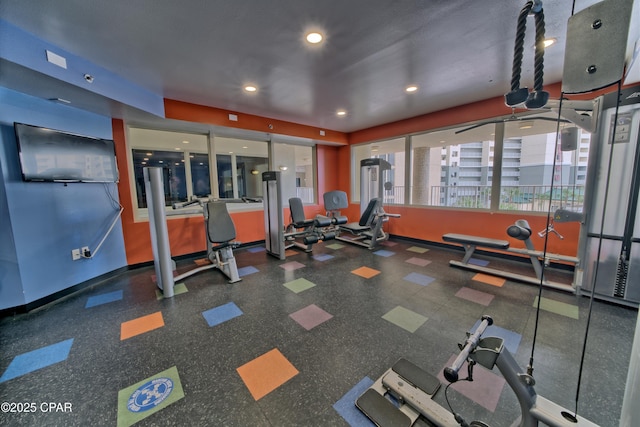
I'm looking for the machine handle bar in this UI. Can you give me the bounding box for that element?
[443,315,493,383]
[172,199,202,209]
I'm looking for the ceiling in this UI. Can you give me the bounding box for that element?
[0,0,609,134]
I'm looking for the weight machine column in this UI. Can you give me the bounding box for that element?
[360,158,391,215]
[262,171,285,260]
[144,167,175,298]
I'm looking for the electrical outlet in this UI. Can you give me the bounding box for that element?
[81,246,90,258]
[72,249,81,260]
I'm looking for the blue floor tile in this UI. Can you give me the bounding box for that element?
[373,250,395,257]
[85,290,123,308]
[0,339,74,383]
[471,319,522,354]
[313,254,334,262]
[403,272,435,286]
[469,258,490,267]
[333,377,375,426]
[238,266,259,277]
[247,247,265,253]
[202,302,243,327]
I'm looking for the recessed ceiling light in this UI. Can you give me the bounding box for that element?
[174,147,181,151]
[306,32,323,44]
[244,85,257,93]
[405,85,418,93]
[534,38,557,49]
[182,140,189,144]
[336,110,347,116]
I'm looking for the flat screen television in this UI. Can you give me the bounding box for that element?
[14,122,118,183]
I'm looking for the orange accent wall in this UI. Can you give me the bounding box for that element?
[164,99,348,145]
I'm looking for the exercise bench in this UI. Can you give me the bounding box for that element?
[443,220,578,293]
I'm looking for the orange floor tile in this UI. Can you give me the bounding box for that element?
[351,266,381,279]
[236,348,299,400]
[472,273,506,287]
[120,311,165,340]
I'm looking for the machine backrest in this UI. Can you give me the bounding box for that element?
[359,198,380,227]
[206,201,236,243]
[323,190,349,211]
[289,197,306,225]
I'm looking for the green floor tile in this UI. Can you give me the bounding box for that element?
[283,278,316,294]
[533,296,579,319]
[155,282,188,300]
[325,243,345,250]
[382,306,428,333]
[117,366,185,427]
[407,246,429,254]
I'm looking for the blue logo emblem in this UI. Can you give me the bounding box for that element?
[127,377,174,412]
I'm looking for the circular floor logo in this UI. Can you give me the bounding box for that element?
[127,377,174,413]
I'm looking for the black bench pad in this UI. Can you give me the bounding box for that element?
[356,389,411,427]
[391,358,441,396]
[443,233,510,250]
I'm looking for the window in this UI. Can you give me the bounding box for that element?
[128,128,269,217]
[271,142,315,204]
[128,128,209,209]
[351,111,591,213]
[499,121,590,212]
[411,129,494,208]
[213,137,268,200]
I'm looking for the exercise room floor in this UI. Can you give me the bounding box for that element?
[1,238,637,426]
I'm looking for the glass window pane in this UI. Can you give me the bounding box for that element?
[236,155,269,198]
[272,142,316,204]
[214,137,269,200]
[294,146,314,203]
[132,149,187,208]
[411,130,494,208]
[500,119,590,212]
[190,152,210,197]
[216,154,233,198]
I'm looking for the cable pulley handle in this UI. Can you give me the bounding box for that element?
[505,0,549,109]
[443,315,493,383]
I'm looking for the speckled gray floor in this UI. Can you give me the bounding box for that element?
[0,239,636,426]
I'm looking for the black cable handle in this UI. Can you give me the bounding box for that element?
[505,1,549,109]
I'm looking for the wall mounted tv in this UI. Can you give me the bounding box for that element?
[14,122,118,183]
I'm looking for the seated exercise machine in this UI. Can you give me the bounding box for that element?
[324,190,400,250]
[442,214,580,293]
[171,198,242,284]
[144,167,242,298]
[263,171,344,259]
[356,315,598,426]
[285,197,346,253]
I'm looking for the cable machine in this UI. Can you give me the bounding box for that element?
[580,85,640,306]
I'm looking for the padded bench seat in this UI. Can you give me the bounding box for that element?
[442,233,510,249]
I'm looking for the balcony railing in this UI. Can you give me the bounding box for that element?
[381,185,584,213]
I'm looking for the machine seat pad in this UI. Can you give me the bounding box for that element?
[340,222,370,233]
[355,389,411,427]
[442,233,510,250]
[391,358,441,396]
